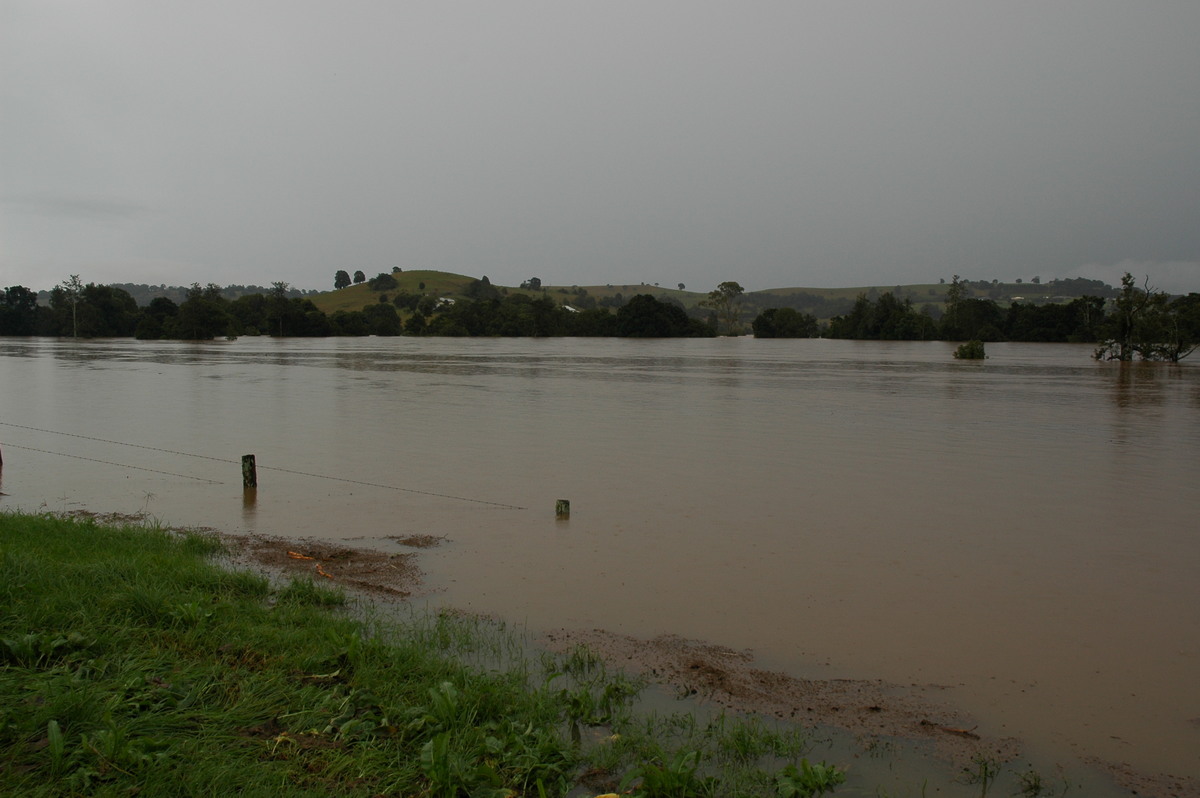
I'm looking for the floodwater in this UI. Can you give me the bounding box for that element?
[2,336,1198,781]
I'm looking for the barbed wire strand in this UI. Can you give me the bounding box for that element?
[0,443,222,483]
[0,421,526,510]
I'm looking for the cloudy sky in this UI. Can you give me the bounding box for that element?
[3,2,1199,295]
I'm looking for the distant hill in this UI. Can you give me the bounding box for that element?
[33,273,1120,322]
[306,272,1119,322]
[312,270,478,315]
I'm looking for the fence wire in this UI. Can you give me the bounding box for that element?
[0,421,526,509]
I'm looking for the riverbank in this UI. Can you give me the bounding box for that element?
[219,525,1014,761]
[220,516,1200,798]
[5,509,1197,796]
[0,510,844,797]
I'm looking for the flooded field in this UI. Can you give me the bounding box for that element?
[2,335,1198,788]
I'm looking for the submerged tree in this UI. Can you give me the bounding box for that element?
[1094,273,1196,362]
[58,274,84,338]
[752,307,819,338]
[615,294,713,338]
[700,281,746,335]
[1,285,40,335]
[268,281,290,337]
[953,340,986,359]
[173,283,232,340]
[1140,292,1200,362]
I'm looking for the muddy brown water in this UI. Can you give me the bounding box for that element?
[2,336,1198,783]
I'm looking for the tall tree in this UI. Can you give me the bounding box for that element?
[353,270,366,285]
[134,296,179,339]
[616,294,713,338]
[172,283,231,340]
[79,284,139,336]
[1136,291,1199,362]
[0,286,39,335]
[751,307,819,338]
[1095,273,1155,361]
[268,281,290,337]
[334,270,352,289]
[59,274,84,338]
[700,281,745,334]
[940,274,968,339]
[1093,273,1196,362]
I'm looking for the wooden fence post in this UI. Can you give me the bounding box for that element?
[242,454,257,488]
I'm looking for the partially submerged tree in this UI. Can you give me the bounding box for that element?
[174,283,232,340]
[268,281,290,337]
[751,307,819,338]
[1094,273,1197,362]
[700,281,745,334]
[1140,292,1200,362]
[58,274,84,338]
[939,275,968,339]
[954,340,986,359]
[0,285,39,335]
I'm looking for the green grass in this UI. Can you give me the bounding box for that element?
[0,511,843,797]
[310,271,478,315]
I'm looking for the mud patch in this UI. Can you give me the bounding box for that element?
[1085,758,1200,798]
[542,629,1018,769]
[222,533,424,598]
[385,534,446,549]
[541,630,1200,797]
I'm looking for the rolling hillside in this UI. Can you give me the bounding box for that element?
[307,271,1116,321]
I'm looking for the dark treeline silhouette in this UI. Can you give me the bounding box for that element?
[0,282,713,340]
[3,273,1195,359]
[757,274,1199,361]
[35,282,319,308]
[819,292,1108,343]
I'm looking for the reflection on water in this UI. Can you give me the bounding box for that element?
[1,336,1198,781]
[241,487,258,526]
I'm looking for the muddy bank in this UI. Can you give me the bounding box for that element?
[219,531,433,598]
[64,510,433,599]
[541,628,1019,770]
[220,529,1200,798]
[539,630,1200,798]
[67,513,1200,798]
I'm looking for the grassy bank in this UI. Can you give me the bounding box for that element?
[0,512,843,797]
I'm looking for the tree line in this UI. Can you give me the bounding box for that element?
[761,274,1197,362]
[3,273,1196,360]
[0,278,713,340]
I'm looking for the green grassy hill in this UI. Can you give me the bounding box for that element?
[309,272,1112,321]
[310,270,478,314]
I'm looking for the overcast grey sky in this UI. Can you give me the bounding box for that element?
[3,1,1199,295]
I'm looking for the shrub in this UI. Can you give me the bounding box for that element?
[954,340,986,359]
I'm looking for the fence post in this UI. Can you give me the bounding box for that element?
[241,454,257,488]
